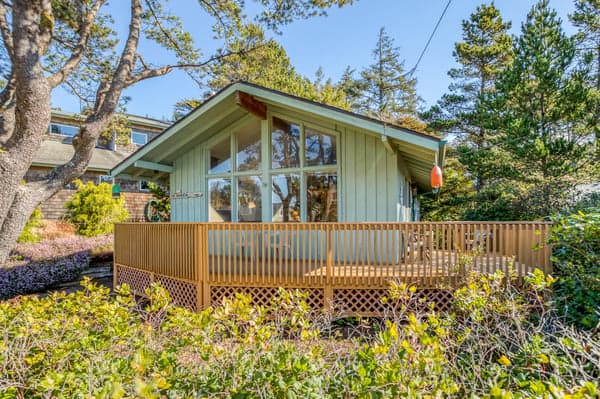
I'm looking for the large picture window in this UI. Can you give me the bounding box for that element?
[206,116,338,222]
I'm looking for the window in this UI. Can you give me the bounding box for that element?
[209,136,231,174]
[306,129,336,166]
[49,123,79,137]
[98,175,114,185]
[238,176,262,222]
[271,117,301,169]
[139,180,150,191]
[236,119,261,171]
[205,116,338,222]
[272,174,300,222]
[306,174,337,222]
[131,131,148,145]
[208,178,231,222]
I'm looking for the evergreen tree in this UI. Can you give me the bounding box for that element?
[173,39,349,119]
[354,27,419,122]
[570,0,600,89]
[569,0,600,159]
[488,0,596,218]
[420,151,475,221]
[423,3,512,193]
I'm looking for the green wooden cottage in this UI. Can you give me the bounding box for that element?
[109,82,551,315]
[111,82,446,223]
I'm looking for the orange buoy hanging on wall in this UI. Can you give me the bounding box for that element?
[431,165,443,189]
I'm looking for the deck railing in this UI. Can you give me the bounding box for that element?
[114,222,552,313]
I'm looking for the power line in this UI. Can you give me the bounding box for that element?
[408,0,453,77]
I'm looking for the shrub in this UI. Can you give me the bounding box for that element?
[65,180,129,236]
[17,207,44,243]
[0,274,598,398]
[1,235,113,299]
[144,182,170,222]
[548,209,600,329]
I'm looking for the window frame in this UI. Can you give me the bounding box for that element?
[267,113,339,222]
[49,122,80,137]
[203,113,340,223]
[139,180,150,192]
[98,175,114,185]
[131,131,148,146]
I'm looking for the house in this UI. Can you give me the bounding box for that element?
[112,82,445,223]
[110,82,551,315]
[25,109,169,221]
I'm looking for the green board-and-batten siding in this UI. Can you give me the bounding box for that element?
[169,109,416,223]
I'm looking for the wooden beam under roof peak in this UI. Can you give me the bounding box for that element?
[236,91,267,120]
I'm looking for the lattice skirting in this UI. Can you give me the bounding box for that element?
[115,265,152,295]
[155,275,198,312]
[115,265,198,311]
[210,286,325,310]
[115,265,454,316]
[332,288,454,315]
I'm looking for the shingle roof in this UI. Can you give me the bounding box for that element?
[32,140,128,172]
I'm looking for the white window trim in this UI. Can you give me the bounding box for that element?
[98,175,114,185]
[49,122,79,137]
[139,180,151,192]
[131,131,148,146]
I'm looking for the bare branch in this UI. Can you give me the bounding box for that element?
[0,0,13,60]
[47,0,106,88]
[126,45,262,86]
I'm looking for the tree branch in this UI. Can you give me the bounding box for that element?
[126,46,260,86]
[47,0,106,88]
[143,0,188,58]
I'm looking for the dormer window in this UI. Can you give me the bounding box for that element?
[49,123,79,137]
[131,131,148,145]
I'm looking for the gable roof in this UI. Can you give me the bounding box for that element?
[111,81,446,188]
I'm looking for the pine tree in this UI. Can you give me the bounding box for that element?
[423,3,512,194]
[570,0,600,89]
[354,27,419,122]
[488,0,596,218]
[569,0,600,161]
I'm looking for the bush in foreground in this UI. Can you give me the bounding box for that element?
[549,209,600,329]
[1,272,598,398]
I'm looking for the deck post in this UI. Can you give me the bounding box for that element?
[325,226,334,308]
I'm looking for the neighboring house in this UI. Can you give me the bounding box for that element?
[112,82,445,223]
[26,109,169,221]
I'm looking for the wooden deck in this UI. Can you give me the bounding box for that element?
[114,222,552,315]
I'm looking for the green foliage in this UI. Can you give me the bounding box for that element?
[1,274,598,398]
[65,180,129,236]
[422,3,512,194]
[483,0,597,219]
[174,38,350,119]
[548,209,600,329]
[420,153,475,221]
[17,207,44,244]
[145,183,170,222]
[343,27,419,122]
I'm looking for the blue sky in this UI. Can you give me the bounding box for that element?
[51,0,576,121]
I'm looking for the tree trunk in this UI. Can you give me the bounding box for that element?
[0,187,43,262]
[0,1,53,264]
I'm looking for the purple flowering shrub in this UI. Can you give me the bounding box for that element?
[0,235,113,300]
